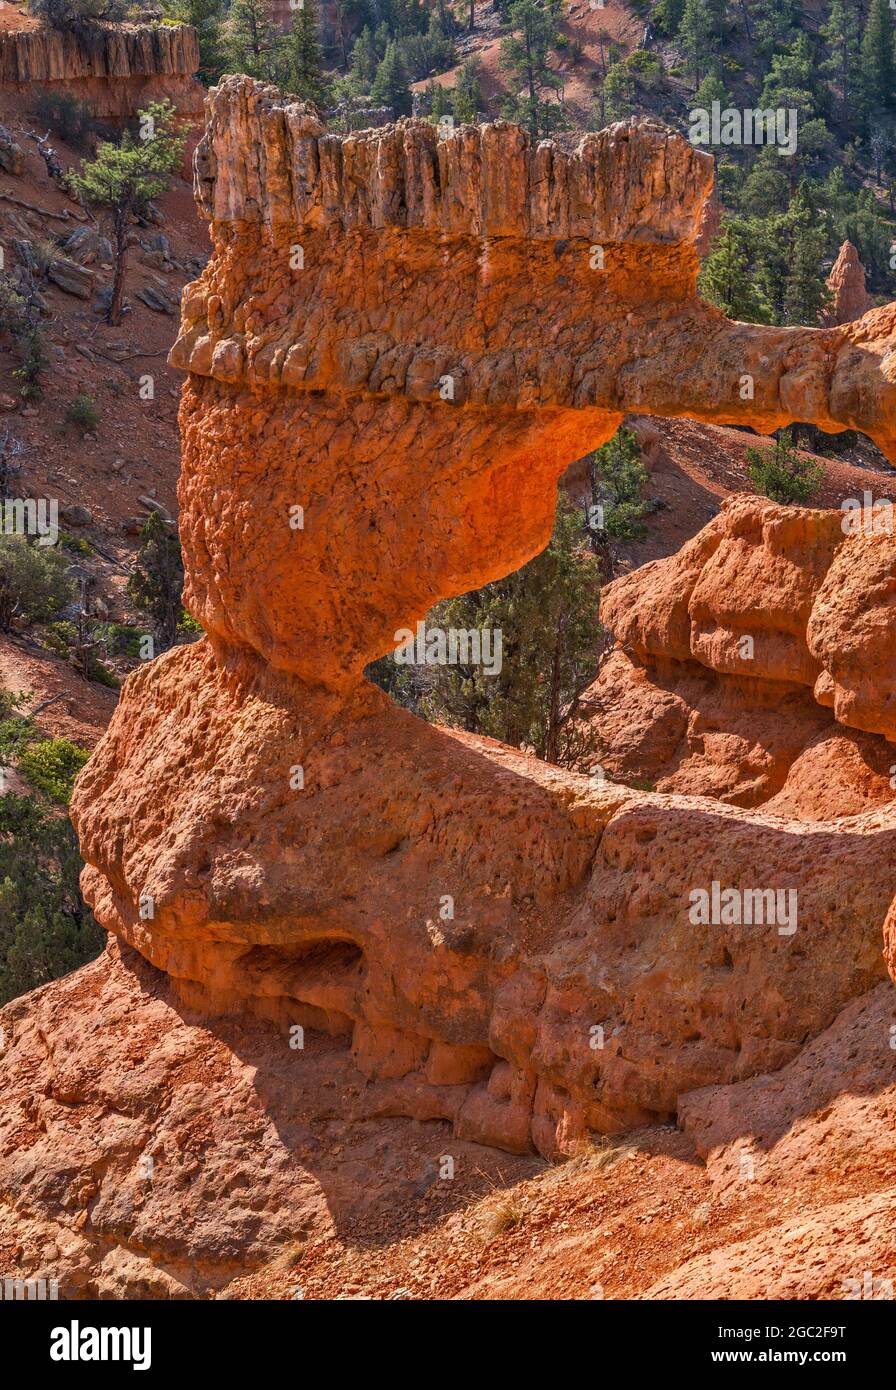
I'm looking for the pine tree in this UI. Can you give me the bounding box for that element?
[746,430,823,505]
[821,0,862,119]
[651,0,684,38]
[226,0,281,82]
[427,80,451,119]
[586,426,650,579]
[692,69,733,139]
[419,497,605,767]
[750,0,800,61]
[600,61,635,122]
[679,0,716,88]
[282,0,326,106]
[698,222,772,323]
[349,26,378,87]
[161,0,226,85]
[758,32,817,113]
[781,183,833,326]
[843,187,892,289]
[498,0,563,138]
[452,60,482,123]
[371,41,413,115]
[861,0,896,117]
[66,101,185,327]
[739,154,790,218]
[126,512,185,652]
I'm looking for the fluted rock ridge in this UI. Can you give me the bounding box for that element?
[0,21,203,118]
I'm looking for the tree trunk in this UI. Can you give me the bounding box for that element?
[469,0,474,30]
[108,212,128,327]
[525,23,538,138]
[543,625,564,764]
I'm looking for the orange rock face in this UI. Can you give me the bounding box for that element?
[589,494,896,814]
[64,80,896,1172]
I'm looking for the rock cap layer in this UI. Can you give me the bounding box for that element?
[193,76,715,242]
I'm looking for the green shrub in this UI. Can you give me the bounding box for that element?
[66,394,99,434]
[41,619,76,657]
[0,717,37,764]
[13,332,49,402]
[0,793,103,1004]
[87,658,120,689]
[43,621,121,687]
[746,430,824,505]
[59,531,96,556]
[33,91,97,150]
[0,536,75,632]
[0,689,29,720]
[179,608,203,635]
[92,621,143,657]
[0,691,35,764]
[0,279,29,338]
[17,737,90,805]
[627,49,664,86]
[30,0,127,30]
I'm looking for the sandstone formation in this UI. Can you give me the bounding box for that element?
[2,941,893,1299]
[587,493,896,815]
[71,78,896,1155]
[822,240,872,327]
[3,77,896,1297]
[0,22,203,119]
[649,983,896,1299]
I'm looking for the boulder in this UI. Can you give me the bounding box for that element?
[0,123,24,175]
[60,504,93,527]
[47,256,94,299]
[136,285,176,314]
[60,226,114,268]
